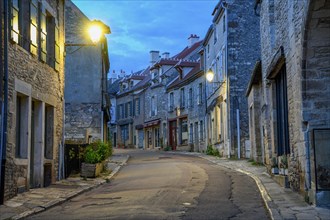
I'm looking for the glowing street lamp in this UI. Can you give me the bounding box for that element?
[206,68,215,82]
[65,20,111,47]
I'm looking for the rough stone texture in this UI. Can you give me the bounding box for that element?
[64,0,109,145]
[64,103,101,144]
[256,0,330,206]
[204,0,260,158]
[3,0,65,201]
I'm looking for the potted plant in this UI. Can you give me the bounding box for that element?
[81,141,112,178]
[271,157,279,174]
[279,155,288,176]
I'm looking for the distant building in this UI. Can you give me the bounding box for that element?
[247,0,330,207]
[0,0,65,202]
[64,0,110,145]
[204,0,260,158]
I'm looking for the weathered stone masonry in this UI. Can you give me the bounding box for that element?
[4,0,65,201]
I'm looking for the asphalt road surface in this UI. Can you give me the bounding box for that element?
[28,149,269,220]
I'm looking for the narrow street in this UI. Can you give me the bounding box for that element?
[28,149,269,220]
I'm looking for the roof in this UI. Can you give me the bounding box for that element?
[245,60,262,96]
[167,63,203,90]
[116,67,151,97]
[108,78,121,95]
[151,58,199,70]
[172,40,203,60]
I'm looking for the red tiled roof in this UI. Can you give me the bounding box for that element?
[167,63,203,90]
[172,40,203,60]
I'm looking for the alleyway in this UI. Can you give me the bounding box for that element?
[27,149,269,220]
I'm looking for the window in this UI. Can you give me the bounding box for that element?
[169,92,174,111]
[39,3,47,62]
[11,0,20,43]
[44,105,54,159]
[134,98,140,116]
[46,13,55,68]
[16,95,28,158]
[188,88,193,108]
[275,67,290,155]
[30,0,38,56]
[198,83,203,105]
[199,121,204,141]
[223,15,226,33]
[124,103,128,118]
[128,102,132,117]
[180,118,188,145]
[180,88,185,108]
[221,46,226,80]
[151,96,157,116]
[214,27,217,44]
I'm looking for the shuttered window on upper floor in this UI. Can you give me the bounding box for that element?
[30,0,38,56]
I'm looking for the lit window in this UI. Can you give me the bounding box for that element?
[30,0,38,56]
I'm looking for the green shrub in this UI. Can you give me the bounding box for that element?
[206,145,221,157]
[84,141,112,164]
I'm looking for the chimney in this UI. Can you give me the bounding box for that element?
[162,52,170,59]
[150,50,160,66]
[188,34,200,47]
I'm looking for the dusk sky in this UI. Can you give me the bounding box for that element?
[72,0,218,78]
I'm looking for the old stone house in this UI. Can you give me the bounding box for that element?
[166,59,206,152]
[0,0,65,202]
[64,0,110,145]
[115,70,148,148]
[247,0,330,207]
[204,0,260,158]
[143,35,203,150]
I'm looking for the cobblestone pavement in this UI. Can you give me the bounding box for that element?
[169,151,330,220]
[0,151,129,220]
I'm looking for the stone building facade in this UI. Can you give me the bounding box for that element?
[1,0,65,201]
[64,0,110,145]
[166,60,206,152]
[204,0,260,158]
[115,72,147,148]
[247,0,330,207]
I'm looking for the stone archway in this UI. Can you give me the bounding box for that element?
[302,0,330,207]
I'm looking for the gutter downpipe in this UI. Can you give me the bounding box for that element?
[0,0,9,204]
[224,5,231,158]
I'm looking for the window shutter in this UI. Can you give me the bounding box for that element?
[54,23,60,71]
[130,101,133,116]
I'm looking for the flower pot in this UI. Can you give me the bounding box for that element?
[284,168,288,176]
[272,167,279,174]
[81,162,103,178]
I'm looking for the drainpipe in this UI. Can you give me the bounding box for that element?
[305,126,311,192]
[236,108,240,159]
[0,0,9,204]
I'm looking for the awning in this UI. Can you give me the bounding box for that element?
[144,119,160,128]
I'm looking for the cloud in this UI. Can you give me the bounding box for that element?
[72,0,217,74]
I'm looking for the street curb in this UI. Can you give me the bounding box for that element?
[10,155,130,220]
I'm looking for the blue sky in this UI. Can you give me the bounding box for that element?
[72,0,218,78]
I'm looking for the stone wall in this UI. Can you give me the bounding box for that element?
[4,0,65,201]
[64,0,105,145]
[227,0,261,158]
[64,103,101,144]
[259,0,330,206]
